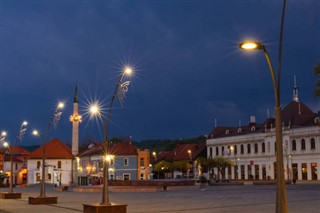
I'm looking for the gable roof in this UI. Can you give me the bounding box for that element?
[28,138,73,159]
[78,141,138,157]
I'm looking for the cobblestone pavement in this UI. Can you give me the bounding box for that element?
[0,183,319,213]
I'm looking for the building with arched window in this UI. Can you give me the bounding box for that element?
[206,84,320,181]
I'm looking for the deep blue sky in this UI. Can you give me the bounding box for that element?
[0,1,319,146]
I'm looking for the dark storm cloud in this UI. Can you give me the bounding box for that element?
[0,1,319,145]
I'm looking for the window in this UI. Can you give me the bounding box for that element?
[292,140,296,151]
[222,147,225,155]
[209,147,213,158]
[15,163,18,170]
[110,174,114,180]
[262,143,265,153]
[240,144,244,154]
[225,130,229,135]
[251,126,255,132]
[37,161,41,169]
[238,128,242,133]
[254,143,258,153]
[124,158,129,166]
[140,173,144,180]
[247,144,251,154]
[36,173,41,182]
[301,139,306,150]
[57,161,62,169]
[311,138,316,150]
[234,145,237,155]
[216,147,219,156]
[140,158,145,167]
[123,174,130,181]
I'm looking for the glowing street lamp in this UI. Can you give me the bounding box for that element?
[0,131,7,142]
[89,66,133,206]
[239,40,288,212]
[32,102,64,199]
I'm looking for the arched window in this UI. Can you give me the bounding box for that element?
[247,144,251,154]
[310,138,316,150]
[292,140,296,151]
[238,128,242,133]
[37,161,41,169]
[225,130,230,135]
[262,142,266,153]
[57,161,62,169]
[234,145,238,154]
[240,144,244,154]
[254,143,258,153]
[301,139,306,150]
[216,147,219,156]
[251,126,256,132]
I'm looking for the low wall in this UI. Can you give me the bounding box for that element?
[74,180,195,193]
[108,180,195,187]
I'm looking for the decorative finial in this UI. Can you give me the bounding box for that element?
[293,75,299,102]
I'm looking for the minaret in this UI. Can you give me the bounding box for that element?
[70,84,81,156]
[293,75,299,102]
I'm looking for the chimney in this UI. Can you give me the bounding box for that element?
[249,116,256,126]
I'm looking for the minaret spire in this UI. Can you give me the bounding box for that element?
[74,82,78,103]
[293,75,299,102]
[70,83,81,156]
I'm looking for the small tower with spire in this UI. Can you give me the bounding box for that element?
[293,75,299,102]
[70,84,81,156]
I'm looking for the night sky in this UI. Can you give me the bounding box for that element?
[0,1,319,146]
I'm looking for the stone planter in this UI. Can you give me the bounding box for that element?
[83,203,127,213]
[0,192,22,199]
[28,196,58,204]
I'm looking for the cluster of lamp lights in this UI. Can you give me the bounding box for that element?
[86,66,133,205]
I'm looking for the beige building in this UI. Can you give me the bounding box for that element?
[206,85,320,181]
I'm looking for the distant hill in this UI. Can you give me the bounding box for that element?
[134,135,207,152]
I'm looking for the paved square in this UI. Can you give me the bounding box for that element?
[0,183,319,213]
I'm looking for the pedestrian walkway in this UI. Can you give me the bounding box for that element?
[0,184,320,213]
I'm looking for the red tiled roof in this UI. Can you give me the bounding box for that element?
[9,146,31,156]
[29,138,73,159]
[209,101,317,139]
[160,143,206,161]
[78,141,138,157]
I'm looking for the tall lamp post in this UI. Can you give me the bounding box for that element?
[239,41,288,213]
[8,121,28,194]
[28,102,64,204]
[89,66,132,206]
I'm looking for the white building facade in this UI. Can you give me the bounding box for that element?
[207,88,320,181]
[27,138,73,186]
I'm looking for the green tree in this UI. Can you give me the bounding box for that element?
[313,63,320,97]
[154,160,173,173]
[214,157,233,180]
[172,160,191,172]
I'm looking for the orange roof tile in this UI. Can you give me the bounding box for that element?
[29,138,73,159]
